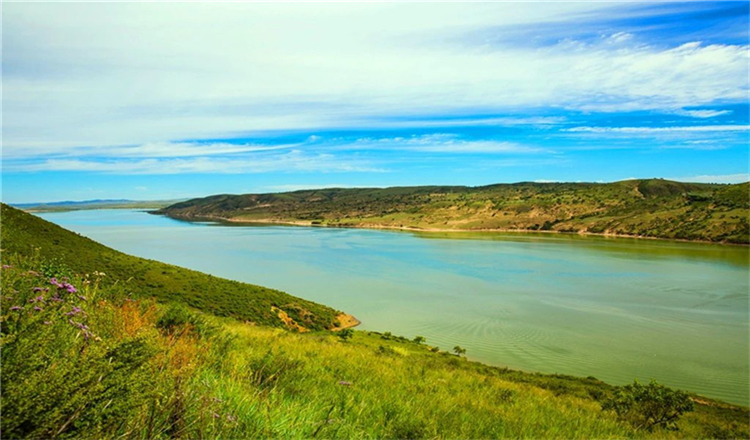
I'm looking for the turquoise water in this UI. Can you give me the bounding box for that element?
[38,209,750,406]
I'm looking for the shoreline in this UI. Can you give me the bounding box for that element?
[157,212,749,247]
[333,313,361,331]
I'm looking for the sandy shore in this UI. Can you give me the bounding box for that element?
[177,214,747,246]
[333,313,361,331]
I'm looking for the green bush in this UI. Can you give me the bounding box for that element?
[602,379,695,431]
[337,328,353,341]
[157,303,214,337]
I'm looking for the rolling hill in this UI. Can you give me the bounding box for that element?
[155,179,750,244]
[0,204,343,330]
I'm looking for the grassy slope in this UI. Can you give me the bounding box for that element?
[1,255,748,439]
[156,179,750,244]
[0,204,340,330]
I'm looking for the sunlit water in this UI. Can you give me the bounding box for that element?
[38,209,749,406]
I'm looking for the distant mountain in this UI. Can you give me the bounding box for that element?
[156,179,750,244]
[13,199,134,208]
[12,199,184,212]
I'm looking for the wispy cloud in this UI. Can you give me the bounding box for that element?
[5,151,387,175]
[262,183,375,192]
[677,109,733,118]
[369,116,567,129]
[566,125,750,134]
[345,134,546,154]
[2,141,296,160]
[3,3,747,150]
[670,173,750,184]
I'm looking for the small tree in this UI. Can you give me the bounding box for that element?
[337,328,353,341]
[602,379,694,431]
[413,336,426,345]
[453,346,466,356]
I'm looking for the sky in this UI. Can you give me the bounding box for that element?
[2,2,749,203]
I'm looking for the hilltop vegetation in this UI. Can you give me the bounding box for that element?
[1,205,748,439]
[157,179,750,244]
[0,204,341,330]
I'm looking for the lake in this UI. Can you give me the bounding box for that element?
[38,209,749,406]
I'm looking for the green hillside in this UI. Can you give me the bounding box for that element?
[157,179,750,244]
[0,204,342,330]
[1,204,748,439]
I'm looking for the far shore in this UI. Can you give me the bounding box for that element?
[156,212,750,247]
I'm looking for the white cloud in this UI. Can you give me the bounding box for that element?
[370,116,567,129]
[1,141,296,160]
[346,134,546,154]
[262,184,375,192]
[5,151,387,175]
[566,125,750,133]
[3,3,747,152]
[677,110,733,118]
[670,174,750,184]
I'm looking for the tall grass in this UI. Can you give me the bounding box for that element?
[2,253,747,439]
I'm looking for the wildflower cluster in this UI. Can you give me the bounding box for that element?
[1,264,97,342]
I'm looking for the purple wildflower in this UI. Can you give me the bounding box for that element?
[33,287,44,293]
[68,318,90,331]
[33,306,43,311]
[77,295,87,301]
[10,306,23,311]
[64,283,78,294]
[29,295,44,303]
[50,278,63,288]
[65,306,84,316]
[213,413,221,419]
[338,381,352,387]
[49,295,64,302]
[2,265,12,269]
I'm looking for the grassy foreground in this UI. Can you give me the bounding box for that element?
[157,179,750,244]
[2,253,748,439]
[1,205,748,439]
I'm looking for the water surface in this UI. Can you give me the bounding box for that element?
[38,209,749,405]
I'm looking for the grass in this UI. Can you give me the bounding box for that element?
[2,254,748,439]
[2,204,748,439]
[156,179,750,244]
[0,203,341,330]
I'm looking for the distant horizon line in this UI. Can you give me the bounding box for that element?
[6,177,747,206]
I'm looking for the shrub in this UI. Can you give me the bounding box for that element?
[156,303,213,336]
[40,257,73,279]
[337,328,353,341]
[601,379,694,431]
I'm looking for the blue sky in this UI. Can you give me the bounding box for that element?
[2,2,748,203]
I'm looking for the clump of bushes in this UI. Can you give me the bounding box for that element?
[602,379,694,431]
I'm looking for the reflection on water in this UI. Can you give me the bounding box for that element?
[39,209,749,406]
